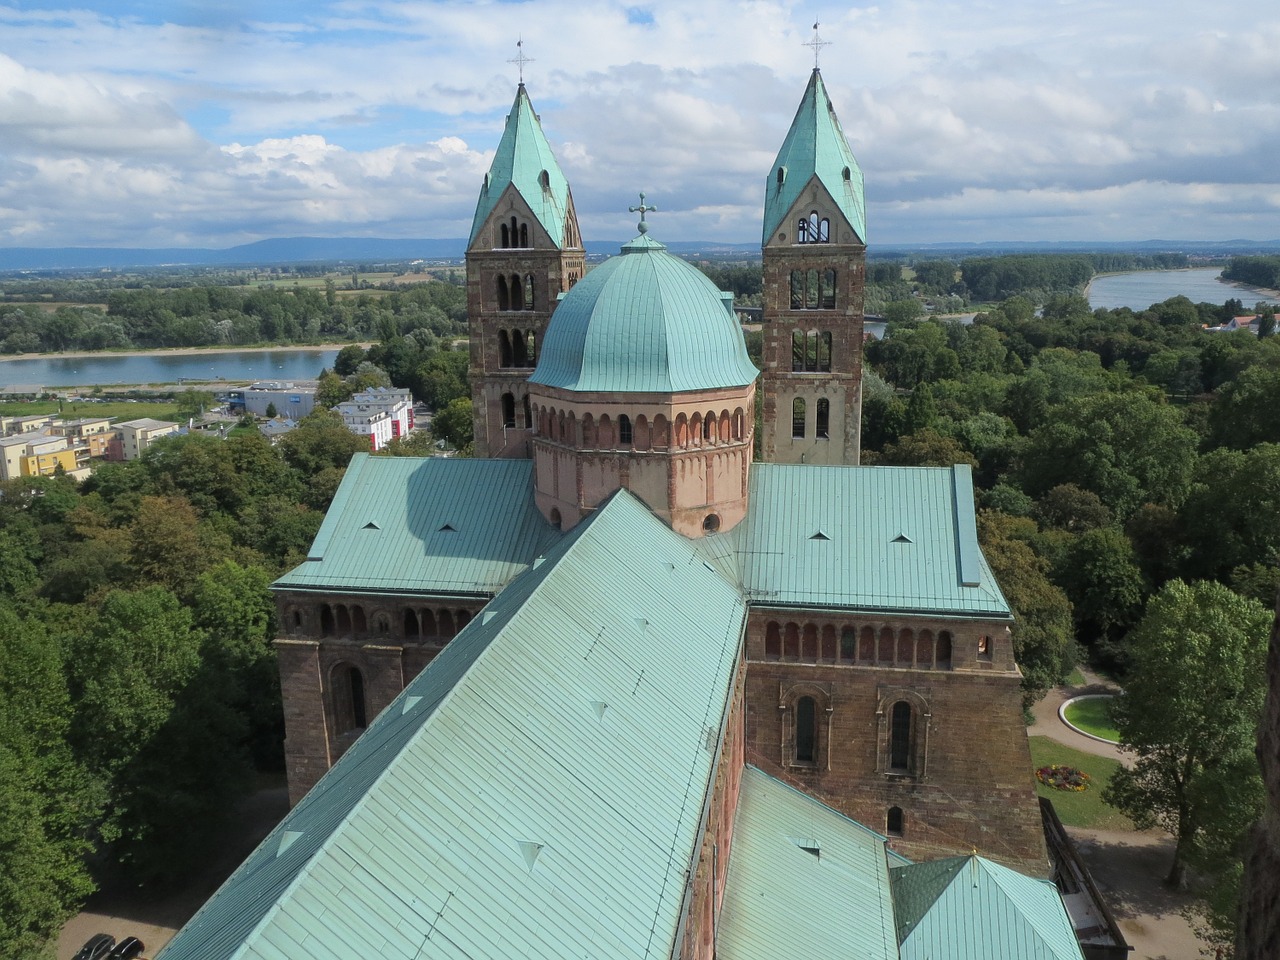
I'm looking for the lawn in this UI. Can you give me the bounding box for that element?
[0,399,181,421]
[1028,735,1132,830]
[1063,697,1120,742]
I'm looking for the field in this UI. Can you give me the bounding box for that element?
[1028,735,1131,829]
[0,399,182,421]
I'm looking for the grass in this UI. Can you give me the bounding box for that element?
[1064,697,1121,742]
[1028,735,1131,830]
[0,399,180,421]
[1067,667,1087,687]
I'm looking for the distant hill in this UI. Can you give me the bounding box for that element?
[0,236,1278,272]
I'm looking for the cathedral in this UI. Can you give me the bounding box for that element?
[155,67,1102,960]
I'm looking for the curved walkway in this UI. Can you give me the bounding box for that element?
[1029,667,1129,764]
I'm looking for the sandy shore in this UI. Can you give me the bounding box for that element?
[0,342,371,364]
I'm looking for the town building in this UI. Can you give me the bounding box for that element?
[157,65,1103,960]
[336,386,414,451]
[0,432,80,480]
[105,417,180,461]
[227,380,319,419]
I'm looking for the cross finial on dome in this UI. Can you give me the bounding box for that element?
[509,37,534,85]
[629,192,657,234]
[803,21,831,70]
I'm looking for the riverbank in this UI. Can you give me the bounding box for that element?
[0,342,371,364]
[1085,267,1280,309]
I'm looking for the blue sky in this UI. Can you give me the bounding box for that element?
[1,0,1278,248]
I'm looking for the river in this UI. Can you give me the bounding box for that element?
[0,348,340,390]
[1086,267,1280,311]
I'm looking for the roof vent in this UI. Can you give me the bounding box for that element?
[892,532,913,544]
[810,530,830,541]
[401,695,423,716]
[539,169,551,190]
[363,521,380,530]
[277,831,304,858]
[482,610,497,625]
[842,166,851,181]
[791,837,821,858]
[518,841,545,871]
[591,701,609,721]
[439,523,457,532]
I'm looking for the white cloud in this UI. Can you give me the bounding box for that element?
[0,0,1277,246]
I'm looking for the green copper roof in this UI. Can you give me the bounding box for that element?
[717,766,900,960]
[739,464,1011,618]
[529,234,759,393]
[159,490,746,960]
[469,84,575,248]
[891,856,1084,960]
[273,455,559,597]
[762,69,866,245]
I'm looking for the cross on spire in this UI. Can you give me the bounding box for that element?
[629,193,657,234]
[508,38,534,85]
[803,21,831,70]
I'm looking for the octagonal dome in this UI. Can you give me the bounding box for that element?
[529,234,759,394]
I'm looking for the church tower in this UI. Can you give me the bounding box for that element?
[467,83,585,458]
[760,69,867,465]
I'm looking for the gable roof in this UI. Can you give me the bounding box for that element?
[891,856,1083,960]
[762,69,866,245]
[469,84,575,249]
[717,766,901,960]
[738,463,1011,618]
[272,454,559,598]
[159,489,746,960]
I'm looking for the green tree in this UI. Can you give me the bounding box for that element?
[431,397,474,452]
[0,609,97,958]
[175,388,215,422]
[977,511,1077,704]
[314,369,355,409]
[1105,580,1270,890]
[1052,526,1146,647]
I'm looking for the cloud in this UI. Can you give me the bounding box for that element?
[0,0,1277,246]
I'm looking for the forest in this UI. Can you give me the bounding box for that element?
[1,254,1278,956]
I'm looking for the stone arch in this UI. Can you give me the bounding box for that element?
[897,628,914,665]
[582,413,596,448]
[634,415,650,451]
[878,626,895,664]
[821,624,837,660]
[652,414,669,449]
[403,608,419,639]
[499,329,512,367]
[915,630,934,668]
[439,609,456,638]
[765,621,781,659]
[330,661,367,734]
[859,625,875,661]
[674,414,689,448]
[781,682,832,769]
[876,688,932,777]
[783,622,800,659]
[420,609,437,637]
[801,623,819,661]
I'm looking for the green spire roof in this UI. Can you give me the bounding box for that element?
[469,84,574,248]
[763,69,866,245]
[529,233,759,393]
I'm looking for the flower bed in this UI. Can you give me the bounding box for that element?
[1036,764,1092,792]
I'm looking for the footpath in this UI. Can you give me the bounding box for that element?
[1032,669,1206,960]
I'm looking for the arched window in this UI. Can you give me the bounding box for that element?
[421,609,437,637]
[916,630,934,668]
[859,625,876,661]
[500,223,510,248]
[887,806,904,837]
[523,395,533,429]
[510,274,524,311]
[674,414,688,448]
[840,627,856,661]
[798,211,830,244]
[937,630,953,667]
[890,701,912,771]
[525,330,537,367]
[690,413,702,445]
[499,329,513,367]
[336,605,351,635]
[805,269,819,310]
[821,270,836,309]
[509,216,518,247]
[783,623,799,658]
[634,415,650,450]
[702,514,721,533]
[497,275,510,311]
[795,696,817,763]
[820,625,836,660]
[703,410,715,442]
[733,409,744,440]
[792,329,806,370]
[816,398,830,439]
[439,609,456,638]
[519,222,528,247]
[790,270,805,310]
[897,629,914,665]
[457,610,472,630]
[512,328,527,367]
[765,622,781,659]
[320,605,335,637]
[597,415,612,448]
[403,608,419,639]
[351,606,367,636]
[524,274,535,310]
[653,415,670,449]
[618,415,632,446]
[582,414,596,448]
[792,397,806,439]
[331,664,367,734]
[802,624,818,660]
[501,392,516,428]
[978,635,992,660]
[549,508,562,529]
[818,331,832,371]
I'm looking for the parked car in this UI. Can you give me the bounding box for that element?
[106,936,145,960]
[72,934,115,960]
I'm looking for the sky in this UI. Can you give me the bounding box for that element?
[1,0,1279,249]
